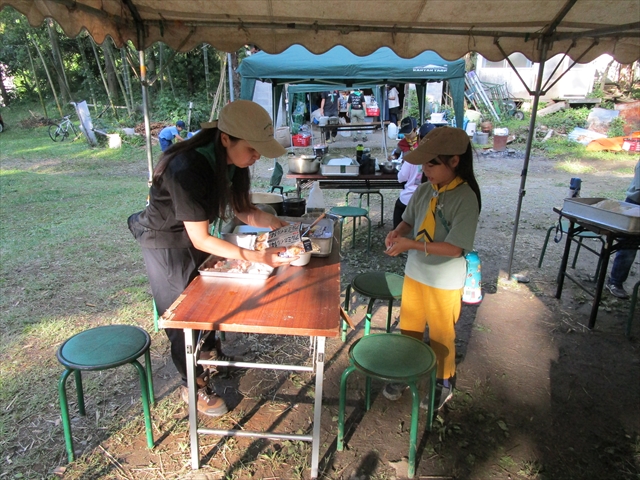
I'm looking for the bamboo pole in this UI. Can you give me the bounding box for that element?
[30,34,63,117]
[90,37,118,116]
[25,42,48,118]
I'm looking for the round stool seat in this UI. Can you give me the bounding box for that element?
[330,206,368,217]
[350,333,436,382]
[57,325,151,371]
[352,272,404,301]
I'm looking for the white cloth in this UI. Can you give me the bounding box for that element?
[397,161,422,205]
[388,87,400,109]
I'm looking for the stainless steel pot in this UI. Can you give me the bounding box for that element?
[288,154,320,174]
[380,161,396,174]
[250,192,284,215]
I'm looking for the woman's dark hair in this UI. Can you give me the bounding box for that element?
[152,128,252,219]
[440,142,482,212]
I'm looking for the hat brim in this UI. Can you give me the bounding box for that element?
[402,144,438,165]
[248,138,287,158]
[398,125,414,134]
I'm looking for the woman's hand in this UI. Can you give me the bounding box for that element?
[259,247,298,267]
[238,207,288,230]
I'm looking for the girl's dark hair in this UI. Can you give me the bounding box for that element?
[440,142,482,212]
[152,128,252,219]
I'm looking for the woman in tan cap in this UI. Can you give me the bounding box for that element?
[128,100,294,417]
[383,126,482,414]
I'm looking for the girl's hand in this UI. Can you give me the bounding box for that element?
[384,236,411,256]
[260,247,297,267]
[385,230,400,249]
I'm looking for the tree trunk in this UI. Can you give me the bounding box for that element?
[104,39,130,115]
[0,69,10,106]
[618,63,634,94]
[203,44,211,99]
[47,19,72,103]
[31,34,63,117]
[25,42,48,117]
[103,40,120,104]
[77,36,97,112]
[90,37,118,116]
[186,52,195,95]
[230,52,241,101]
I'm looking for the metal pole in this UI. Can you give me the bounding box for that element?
[506,41,549,278]
[227,53,234,102]
[139,50,154,185]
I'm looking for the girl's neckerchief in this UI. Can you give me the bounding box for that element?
[415,176,465,243]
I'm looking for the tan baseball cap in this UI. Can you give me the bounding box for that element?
[403,126,470,165]
[201,100,286,158]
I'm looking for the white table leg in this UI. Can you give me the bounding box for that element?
[310,336,326,479]
[184,328,200,469]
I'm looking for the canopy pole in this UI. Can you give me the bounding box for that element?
[505,41,548,278]
[139,49,154,185]
[227,53,234,102]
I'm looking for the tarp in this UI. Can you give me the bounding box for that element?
[237,45,466,128]
[2,0,638,64]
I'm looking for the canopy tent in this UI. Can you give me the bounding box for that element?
[237,45,466,128]
[2,0,639,283]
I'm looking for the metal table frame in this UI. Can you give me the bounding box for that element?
[159,243,340,478]
[553,207,640,328]
[287,172,402,198]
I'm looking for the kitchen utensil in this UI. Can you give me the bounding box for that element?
[314,144,329,157]
[380,161,396,174]
[287,154,321,174]
[250,192,284,215]
[283,197,306,217]
[301,212,326,238]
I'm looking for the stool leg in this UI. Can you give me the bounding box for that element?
[58,369,76,463]
[153,299,159,333]
[426,369,436,431]
[364,297,376,336]
[386,299,394,333]
[572,238,583,268]
[342,284,352,342]
[365,215,371,252]
[538,225,554,267]
[131,360,154,449]
[144,348,155,405]
[351,216,357,249]
[338,217,345,252]
[365,376,372,411]
[408,382,421,479]
[337,365,356,451]
[628,282,640,338]
[73,370,85,415]
[378,193,384,227]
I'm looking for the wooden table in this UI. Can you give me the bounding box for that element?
[159,242,341,478]
[287,172,402,197]
[553,207,640,328]
[319,121,388,137]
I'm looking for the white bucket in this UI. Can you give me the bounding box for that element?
[387,122,398,139]
[465,110,482,123]
[465,122,476,137]
[430,112,445,123]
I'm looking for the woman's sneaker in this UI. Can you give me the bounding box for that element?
[180,385,228,417]
[420,382,453,412]
[383,382,408,401]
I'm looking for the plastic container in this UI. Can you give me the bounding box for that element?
[493,135,508,151]
[473,132,489,145]
[292,134,311,147]
[387,122,398,139]
[307,181,326,214]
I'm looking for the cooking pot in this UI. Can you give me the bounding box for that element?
[282,197,306,217]
[288,154,320,174]
[250,192,283,215]
[313,144,329,157]
[380,161,396,174]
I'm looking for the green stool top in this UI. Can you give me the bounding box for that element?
[350,333,436,382]
[57,325,151,371]
[330,206,368,217]
[352,272,404,300]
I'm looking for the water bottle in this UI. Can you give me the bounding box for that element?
[463,251,482,304]
[356,143,364,162]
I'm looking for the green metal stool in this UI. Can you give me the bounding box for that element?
[56,325,155,462]
[338,334,437,479]
[538,218,604,273]
[329,206,371,251]
[627,280,640,338]
[343,272,404,341]
[346,189,384,226]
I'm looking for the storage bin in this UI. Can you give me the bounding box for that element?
[365,107,380,117]
[292,134,311,147]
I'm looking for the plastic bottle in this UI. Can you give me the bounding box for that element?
[307,181,326,214]
[462,251,482,304]
[356,143,364,162]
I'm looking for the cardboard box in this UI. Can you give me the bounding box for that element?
[292,134,311,147]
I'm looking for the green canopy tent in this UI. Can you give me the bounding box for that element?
[237,45,466,128]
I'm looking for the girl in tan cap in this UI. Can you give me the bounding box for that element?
[383,126,482,413]
[128,100,295,417]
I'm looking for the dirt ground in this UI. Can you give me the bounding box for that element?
[64,128,639,480]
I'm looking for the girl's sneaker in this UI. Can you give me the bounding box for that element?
[420,382,453,411]
[383,382,408,401]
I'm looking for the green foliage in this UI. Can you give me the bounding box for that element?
[537,107,589,134]
[588,86,614,109]
[607,116,626,138]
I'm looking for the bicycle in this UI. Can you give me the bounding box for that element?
[48,115,79,142]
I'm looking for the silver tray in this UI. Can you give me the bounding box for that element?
[321,156,359,176]
[562,197,640,234]
[198,255,274,280]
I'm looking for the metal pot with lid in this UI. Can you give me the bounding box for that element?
[287,153,321,174]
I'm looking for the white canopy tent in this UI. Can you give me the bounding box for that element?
[2,0,639,279]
